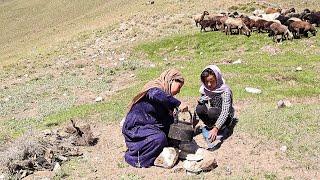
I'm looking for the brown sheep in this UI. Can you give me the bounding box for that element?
[218,16,229,31]
[199,19,216,32]
[194,11,209,27]
[225,18,251,37]
[254,19,268,33]
[265,7,282,14]
[269,23,293,42]
[240,16,256,31]
[289,21,317,38]
[207,15,226,30]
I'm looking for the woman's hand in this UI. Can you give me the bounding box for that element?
[208,127,219,142]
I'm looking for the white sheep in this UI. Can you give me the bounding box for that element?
[258,13,281,21]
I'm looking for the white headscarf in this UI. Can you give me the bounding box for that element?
[199,65,231,97]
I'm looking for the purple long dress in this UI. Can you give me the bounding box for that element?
[122,87,181,168]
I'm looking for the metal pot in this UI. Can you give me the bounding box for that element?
[168,108,194,142]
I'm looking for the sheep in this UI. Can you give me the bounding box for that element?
[268,23,293,42]
[240,16,256,31]
[281,8,296,15]
[258,13,281,21]
[253,9,264,16]
[303,12,320,26]
[276,14,290,24]
[265,7,282,14]
[224,18,251,37]
[207,14,225,30]
[286,12,306,19]
[218,16,229,31]
[194,11,209,27]
[254,19,269,33]
[199,19,216,32]
[289,21,317,38]
[288,17,302,22]
[263,21,277,32]
[248,15,262,21]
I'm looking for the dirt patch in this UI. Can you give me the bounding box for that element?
[46,120,319,179]
[260,45,281,55]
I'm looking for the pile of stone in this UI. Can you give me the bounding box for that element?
[154,140,217,174]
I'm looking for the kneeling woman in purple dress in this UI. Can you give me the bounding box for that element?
[122,69,186,168]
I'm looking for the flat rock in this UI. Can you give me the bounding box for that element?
[95,96,103,102]
[154,147,179,169]
[186,154,203,161]
[245,87,262,94]
[232,59,242,64]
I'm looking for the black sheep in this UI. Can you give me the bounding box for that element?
[303,12,320,27]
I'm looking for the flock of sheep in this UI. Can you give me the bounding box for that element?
[193,7,319,42]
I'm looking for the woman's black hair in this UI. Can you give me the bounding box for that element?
[201,68,215,82]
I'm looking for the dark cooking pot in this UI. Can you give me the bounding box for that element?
[168,108,194,142]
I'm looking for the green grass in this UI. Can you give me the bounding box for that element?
[136,31,320,100]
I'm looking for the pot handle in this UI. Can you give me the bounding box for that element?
[174,108,194,126]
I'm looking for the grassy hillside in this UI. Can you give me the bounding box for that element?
[0,0,147,65]
[0,0,320,178]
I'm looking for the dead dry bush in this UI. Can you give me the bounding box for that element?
[0,120,98,179]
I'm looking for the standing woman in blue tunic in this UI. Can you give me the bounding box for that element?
[122,69,187,168]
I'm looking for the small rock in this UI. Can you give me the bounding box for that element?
[172,166,184,173]
[183,160,202,173]
[130,74,135,78]
[200,52,203,55]
[57,155,68,161]
[295,67,302,71]
[53,163,61,173]
[63,93,67,96]
[225,165,232,175]
[186,154,203,161]
[280,145,287,152]
[232,59,242,64]
[277,100,292,108]
[95,96,103,102]
[119,23,127,32]
[150,64,156,68]
[119,57,125,61]
[42,129,52,136]
[146,0,154,5]
[245,87,262,94]
[20,170,28,179]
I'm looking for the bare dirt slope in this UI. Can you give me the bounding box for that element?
[47,120,318,179]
